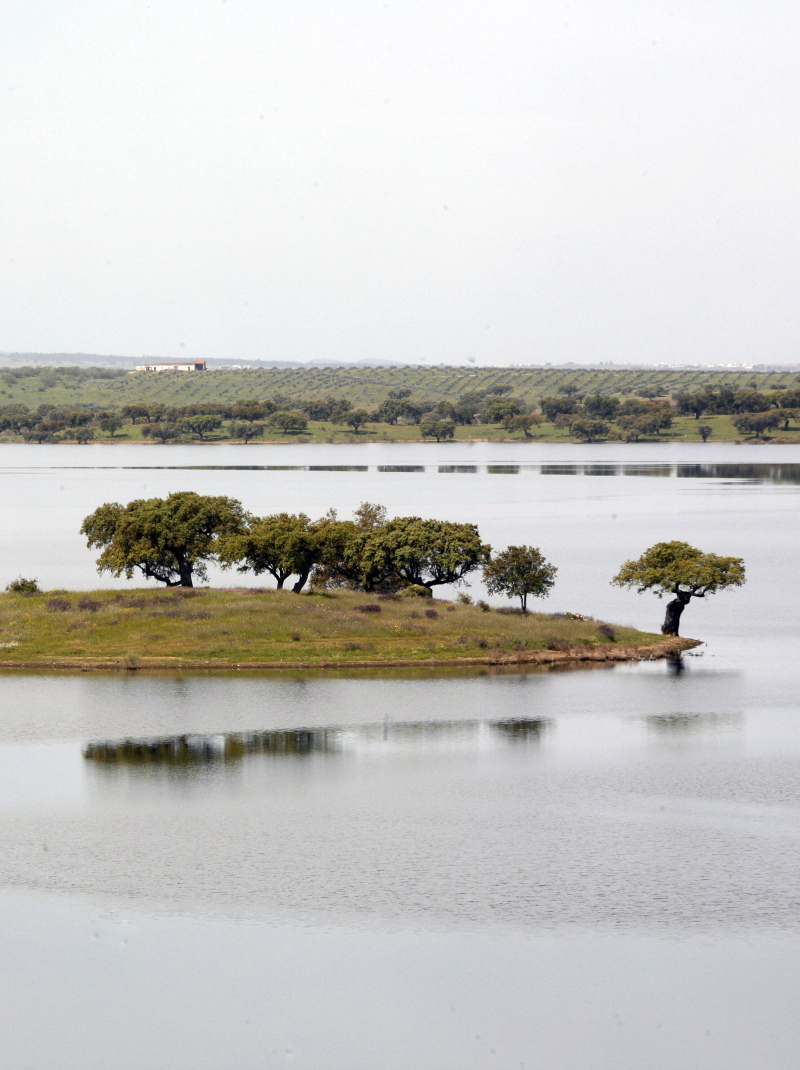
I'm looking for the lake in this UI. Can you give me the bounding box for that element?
[1,441,799,1068]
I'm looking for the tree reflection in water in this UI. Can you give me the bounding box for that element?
[83,717,551,768]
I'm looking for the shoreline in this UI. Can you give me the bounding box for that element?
[0,636,699,673]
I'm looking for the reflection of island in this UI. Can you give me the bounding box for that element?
[493,718,549,741]
[83,717,550,767]
[645,712,742,734]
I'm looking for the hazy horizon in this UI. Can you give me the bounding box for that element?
[3,2,798,367]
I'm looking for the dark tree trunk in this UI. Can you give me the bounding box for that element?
[661,593,691,635]
[292,569,311,594]
[177,561,194,587]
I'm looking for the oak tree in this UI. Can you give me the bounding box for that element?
[81,491,247,587]
[611,541,745,635]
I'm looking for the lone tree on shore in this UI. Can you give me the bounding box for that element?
[81,492,247,587]
[611,541,745,635]
[483,545,557,611]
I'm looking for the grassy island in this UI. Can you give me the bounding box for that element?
[0,587,697,671]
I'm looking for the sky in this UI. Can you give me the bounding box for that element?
[1,1,799,366]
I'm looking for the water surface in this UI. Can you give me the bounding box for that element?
[1,442,799,1069]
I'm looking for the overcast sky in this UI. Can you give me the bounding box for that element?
[1,1,798,366]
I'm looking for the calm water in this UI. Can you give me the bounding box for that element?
[1,442,800,1069]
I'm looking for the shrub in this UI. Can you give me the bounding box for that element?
[476,599,491,612]
[477,638,488,648]
[77,598,102,612]
[403,584,433,598]
[598,623,617,641]
[47,598,72,611]
[5,577,39,594]
[354,603,382,613]
[424,608,439,618]
[456,591,472,605]
[546,637,570,651]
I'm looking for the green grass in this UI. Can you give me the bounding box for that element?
[0,587,676,668]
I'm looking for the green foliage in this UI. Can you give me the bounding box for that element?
[5,577,39,594]
[583,394,620,419]
[270,410,308,433]
[346,408,371,433]
[219,513,319,591]
[356,517,490,591]
[569,417,609,442]
[229,421,264,442]
[611,542,745,599]
[81,491,248,587]
[502,413,541,437]
[732,412,780,438]
[181,415,222,440]
[698,423,713,441]
[145,422,181,443]
[420,416,455,441]
[483,545,557,611]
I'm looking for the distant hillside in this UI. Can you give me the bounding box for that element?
[0,362,798,410]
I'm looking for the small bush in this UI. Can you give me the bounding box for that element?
[456,592,473,605]
[6,577,39,594]
[546,637,570,651]
[477,638,488,649]
[47,598,72,612]
[77,598,102,612]
[496,606,524,615]
[354,604,382,613]
[476,600,491,612]
[291,632,301,641]
[424,608,439,619]
[598,623,617,641]
[403,585,432,598]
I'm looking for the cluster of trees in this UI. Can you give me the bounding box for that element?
[4,382,796,444]
[80,493,559,610]
[80,493,746,636]
[536,395,676,442]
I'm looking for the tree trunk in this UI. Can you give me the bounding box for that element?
[661,593,690,635]
[177,561,194,588]
[292,569,311,594]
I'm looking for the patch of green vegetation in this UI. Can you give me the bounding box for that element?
[0,587,668,667]
[2,364,800,443]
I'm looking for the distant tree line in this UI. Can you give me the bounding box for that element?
[2,382,799,443]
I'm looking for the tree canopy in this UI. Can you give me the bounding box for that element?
[355,517,490,591]
[483,545,557,610]
[611,541,745,634]
[218,512,319,592]
[81,492,247,587]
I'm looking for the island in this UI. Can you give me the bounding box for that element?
[0,587,697,671]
